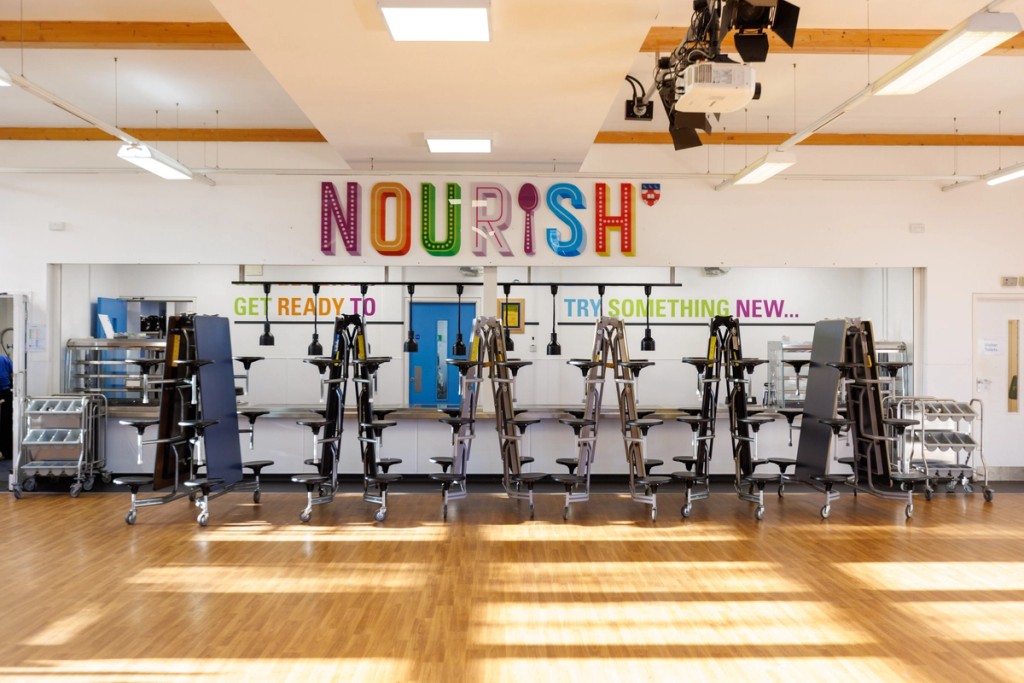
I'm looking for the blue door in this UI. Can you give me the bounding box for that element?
[409,301,475,406]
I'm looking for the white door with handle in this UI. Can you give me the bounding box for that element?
[972,295,1024,471]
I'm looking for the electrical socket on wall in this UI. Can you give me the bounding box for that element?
[1001,276,1019,287]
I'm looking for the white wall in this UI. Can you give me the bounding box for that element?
[2,169,1020,470]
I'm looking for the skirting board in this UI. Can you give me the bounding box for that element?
[986,466,1024,481]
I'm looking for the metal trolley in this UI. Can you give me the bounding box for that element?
[13,395,108,497]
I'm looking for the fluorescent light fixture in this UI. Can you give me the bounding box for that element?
[732,151,797,185]
[875,12,1021,96]
[379,1,490,42]
[117,143,193,180]
[985,160,1024,186]
[0,66,10,86]
[425,135,492,153]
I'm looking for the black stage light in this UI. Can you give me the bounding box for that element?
[259,283,275,346]
[452,284,467,357]
[307,284,323,356]
[502,284,514,352]
[640,285,656,351]
[546,284,561,356]
[404,284,418,353]
[724,0,800,62]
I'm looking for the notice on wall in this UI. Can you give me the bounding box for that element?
[26,324,46,353]
[980,338,1001,355]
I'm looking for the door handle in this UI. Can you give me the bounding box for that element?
[411,366,422,393]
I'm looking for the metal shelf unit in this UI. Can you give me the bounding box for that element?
[768,339,910,408]
[14,395,108,497]
[63,338,166,405]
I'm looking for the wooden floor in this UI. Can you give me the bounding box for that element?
[1,488,1022,682]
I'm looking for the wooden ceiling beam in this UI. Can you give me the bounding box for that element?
[0,21,245,50]
[641,26,1024,56]
[0,127,325,142]
[3,128,1021,146]
[596,131,1024,146]
[1,22,1022,56]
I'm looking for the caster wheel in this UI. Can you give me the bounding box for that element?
[442,504,448,521]
[125,510,137,525]
[12,487,22,499]
[198,513,209,527]
[820,505,831,519]
[682,504,692,518]
[778,486,785,498]
[299,510,311,523]
[651,507,658,522]
[22,477,37,493]
[101,472,113,484]
[755,506,765,521]
[924,488,932,501]
[188,490,199,503]
[563,506,570,521]
[374,509,386,522]
[945,480,957,493]
[83,477,95,492]
[984,488,994,502]
[69,484,82,498]
[253,490,262,504]
[529,504,535,520]
[905,504,913,519]
[963,483,975,494]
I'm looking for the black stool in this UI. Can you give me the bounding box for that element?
[126,358,165,405]
[776,407,803,447]
[112,475,154,525]
[119,418,160,465]
[238,409,269,450]
[178,419,219,468]
[556,417,595,475]
[742,471,780,520]
[183,477,224,526]
[625,417,664,475]
[291,473,328,522]
[242,459,273,503]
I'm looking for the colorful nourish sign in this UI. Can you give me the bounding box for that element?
[320,180,661,259]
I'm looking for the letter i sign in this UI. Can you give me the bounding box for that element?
[641,183,660,206]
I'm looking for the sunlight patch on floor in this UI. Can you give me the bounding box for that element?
[0,658,408,682]
[489,561,801,593]
[125,564,427,593]
[473,601,873,646]
[835,562,1024,591]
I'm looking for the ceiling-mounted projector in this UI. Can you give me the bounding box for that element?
[674,62,757,113]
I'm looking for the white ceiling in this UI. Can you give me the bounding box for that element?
[2,0,1024,178]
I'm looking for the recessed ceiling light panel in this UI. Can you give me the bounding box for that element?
[379,1,490,42]
[425,135,492,153]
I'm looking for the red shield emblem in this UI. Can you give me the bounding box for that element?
[641,183,661,206]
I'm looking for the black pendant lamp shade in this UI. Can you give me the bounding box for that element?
[404,284,419,353]
[546,284,561,355]
[307,284,323,356]
[640,285,656,351]
[259,283,275,346]
[452,284,467,356]
[502,283,514,352]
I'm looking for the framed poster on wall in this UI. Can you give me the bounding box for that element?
[499,299,525,333]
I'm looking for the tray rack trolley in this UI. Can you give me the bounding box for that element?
[13,394,108,497]
[898,397,991,502]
